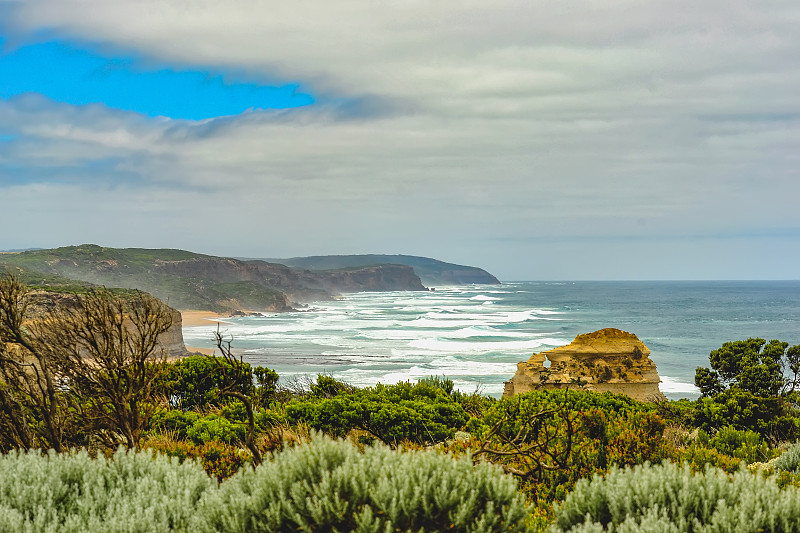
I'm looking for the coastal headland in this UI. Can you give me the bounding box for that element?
[0,245,499,314]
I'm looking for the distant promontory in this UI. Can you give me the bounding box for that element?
[0,245,499,313]
[265,254,500,286]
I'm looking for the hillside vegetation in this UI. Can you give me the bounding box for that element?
[0,245,431,312]
[4,274,800,531]
[267,253,501,285]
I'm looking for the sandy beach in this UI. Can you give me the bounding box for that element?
[184,346,217,356]
[180,310,226,327]
[179,310,225,356]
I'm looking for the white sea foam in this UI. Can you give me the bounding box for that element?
[347,359,519,387]
[183,281,766,400]
[659,376,699,394]
[408,337,567,354]
[470,294,498,301]
[445,326,530,339]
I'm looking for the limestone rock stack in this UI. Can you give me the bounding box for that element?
[503,328,666,402]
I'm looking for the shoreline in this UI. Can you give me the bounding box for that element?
[184,346,217,356]
[179,311,231,358]
[181,310,226,327]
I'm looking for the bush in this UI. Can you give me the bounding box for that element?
[0,448,212,532]
[552,461,800,533]
[693,389,799,441]
[150,404,284,446]
[144,435,251,482]
[158,356,278,410]
[150,409,247,445]
[285,378,470,445]
[475,390,665,504]
[197,435,532,533]
[710,425,770,464]
[693,338,800,442]
[775,440,800,473]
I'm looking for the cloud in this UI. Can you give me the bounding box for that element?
[0,0,799,279]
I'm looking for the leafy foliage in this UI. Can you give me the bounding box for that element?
[285,376,470,445]
[151,409,247,445]
[709,425,770,463]
[143,435,250,482]
[694,338,800,441]
[158,355,277,410]
[695,338,795,397]
[693,385,800,441]
[774,440,800,473]
[473,390,666,504]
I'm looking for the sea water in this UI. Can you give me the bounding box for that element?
[182,281,800,400]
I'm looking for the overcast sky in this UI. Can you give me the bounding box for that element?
[0,0,798,280]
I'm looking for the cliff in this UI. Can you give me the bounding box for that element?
[309,264,426,292]
[503,328,666,402]
[267,254,501,285]
[0,245,429,312]
[25,290,187,358]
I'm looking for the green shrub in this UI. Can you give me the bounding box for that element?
[151,404,284,446]
[552,461,800,532]
[476,390,665,504]
[285,378,469,445]
[693,338,800,441]
[185,413,247,445]
[0,448,212,533]
[150,409,201,440]
[150,409,247,444]
[710,425,770,463]
[158,356,278,410]
[693,389,799,441]
[674,442,744,474]
[197,435,532,533]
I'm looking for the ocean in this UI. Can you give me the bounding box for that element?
[182,281,800,400]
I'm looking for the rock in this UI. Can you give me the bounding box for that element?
[26,290,187,359]
[503,328,666,402]
[311,264,427,292]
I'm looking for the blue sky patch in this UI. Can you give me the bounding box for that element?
[0,36,314,120]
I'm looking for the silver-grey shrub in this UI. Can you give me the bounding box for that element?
[551,461,800,533]
[196,435,532,533]
[0,448,213,533]
[774,440,800,473]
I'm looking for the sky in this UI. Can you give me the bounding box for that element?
[0,0,798,280]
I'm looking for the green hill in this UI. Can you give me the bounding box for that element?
[267,254,500,285]
[0,245,429,312]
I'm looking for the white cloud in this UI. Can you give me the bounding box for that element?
[1,0,799,278]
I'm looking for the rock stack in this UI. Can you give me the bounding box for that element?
[503,328,665,402]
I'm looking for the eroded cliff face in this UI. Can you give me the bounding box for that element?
[311,265,427,292]
[25,291,187,359]
[503,328,665,402]
[1,245,429,313]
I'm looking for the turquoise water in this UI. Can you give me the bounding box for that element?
[182,281,800,400]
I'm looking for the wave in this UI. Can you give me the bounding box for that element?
[341,359,519,384]
[444,326,532,339]
[410,309,558,329]
[659,376,699,394]
[408,337,568,354]
[470,294,498,301]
